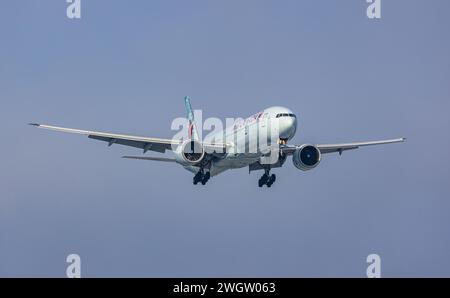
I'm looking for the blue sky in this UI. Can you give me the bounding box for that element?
[1,0,449,277]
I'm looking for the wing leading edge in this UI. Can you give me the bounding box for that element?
[29,123,229,154]
[122,156,176,162]
[29,123,178,154]
[281,138,406,155]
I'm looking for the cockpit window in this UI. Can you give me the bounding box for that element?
[276,113,296,118]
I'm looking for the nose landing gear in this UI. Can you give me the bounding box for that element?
[277,139,288,145]
[258,169,276,188]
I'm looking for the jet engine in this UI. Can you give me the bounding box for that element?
[179,139,206,165]
[292,144,321,171]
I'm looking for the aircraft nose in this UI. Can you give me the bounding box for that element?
[280,116,297,140]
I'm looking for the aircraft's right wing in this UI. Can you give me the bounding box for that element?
[30,123,179,153]
[29,123,230,154]
[122,156,176,162]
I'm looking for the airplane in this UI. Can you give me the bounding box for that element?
[30,96,405,187]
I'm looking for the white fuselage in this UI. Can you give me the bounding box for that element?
[180,106,298,176]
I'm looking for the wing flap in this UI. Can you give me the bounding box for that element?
[88,135,167,153]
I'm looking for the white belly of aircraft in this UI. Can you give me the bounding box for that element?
[184,152,262,177]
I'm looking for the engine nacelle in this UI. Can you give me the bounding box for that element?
[178,139,206,165]
[292,144,321,171]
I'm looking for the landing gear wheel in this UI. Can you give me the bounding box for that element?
[270,174,276,183]
[266,174,276,187]
[193,171,203,185]
[204,172,210,181]
[201,172,210,185]
[258,179,264,187]
[194,170,211,185]
[258,172,276,187]
[260,174,269,184]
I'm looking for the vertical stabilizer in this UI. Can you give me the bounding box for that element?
[184,96,200,141]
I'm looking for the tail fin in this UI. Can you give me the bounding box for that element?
[184,96,200,140]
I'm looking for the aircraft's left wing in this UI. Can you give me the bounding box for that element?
[281,138,406,155]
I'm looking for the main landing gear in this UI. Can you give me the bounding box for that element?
[193,170,211,185]
[258,169,276,188]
